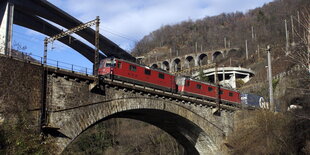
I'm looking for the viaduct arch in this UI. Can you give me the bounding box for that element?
[143,48,239,72]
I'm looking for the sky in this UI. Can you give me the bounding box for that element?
[12,0,274,72]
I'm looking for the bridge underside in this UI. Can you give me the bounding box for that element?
[68,109,204,154]
[1,0,136,62]
[106,109,208,155]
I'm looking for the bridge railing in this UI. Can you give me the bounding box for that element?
[1,51,93,75]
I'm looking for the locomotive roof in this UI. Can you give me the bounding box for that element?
[107,57,176,76]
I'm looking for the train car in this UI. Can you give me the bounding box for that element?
[98,58,177,92]
[176,76,241,105]
[241,93,268,109]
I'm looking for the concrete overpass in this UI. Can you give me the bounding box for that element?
[192,67,255,88]
[0,0,136,62]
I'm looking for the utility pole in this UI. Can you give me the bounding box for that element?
[297,11,300,32]
[224,37,227,49]
[257,44,260,59]
[285,19,290,54]
[94,16,100,76]
[195,42,198,54]
[43,38,47,65]
[214,64,218,83]
[291,15,295,45]
[169,48,172,60]
[245,40,248,60]
[251,26,254,40]
[213,63,221,115]
[267,45,274,111]
[307,17,310,73]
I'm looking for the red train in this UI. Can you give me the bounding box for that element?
[98,58,241,105]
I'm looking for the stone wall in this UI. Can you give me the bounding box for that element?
[0,56,42,130]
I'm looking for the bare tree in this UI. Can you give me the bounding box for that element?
[288,9,310,73]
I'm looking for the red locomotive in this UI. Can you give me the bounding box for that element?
[98,57,241,105]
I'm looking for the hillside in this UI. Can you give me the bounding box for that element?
[132,0,310,62]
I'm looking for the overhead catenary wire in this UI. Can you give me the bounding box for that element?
[99,27,138,43]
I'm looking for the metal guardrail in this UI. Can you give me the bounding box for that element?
[1,51,93,75]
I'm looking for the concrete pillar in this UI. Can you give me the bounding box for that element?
[194,55,199,66]
[0,2,14,55]
[243,73,250,83]
[170,60,174,72]
[228,72,236,88]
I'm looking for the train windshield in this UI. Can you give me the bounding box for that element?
[105,59,116,67]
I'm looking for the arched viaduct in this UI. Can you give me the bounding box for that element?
[146,48,238,72]
[45,71,236,155]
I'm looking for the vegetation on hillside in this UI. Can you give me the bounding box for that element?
[227,109,310,154]
[132,0,310,61]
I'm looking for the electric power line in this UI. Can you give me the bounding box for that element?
[99,27,138,43]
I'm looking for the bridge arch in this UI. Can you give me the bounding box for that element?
[212,51,224,62]
[197,53,208,66]
[184,55,195,69]
[151,64,159,69]
[50,94,225,154]
[226,49,238,57]
[171,58,181,72]
[162,61,170,71]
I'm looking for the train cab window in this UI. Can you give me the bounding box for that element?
[229,92,233,97]
[105,59,115,67]
[129,65,137,72]
[144,69,151,75]
[117,62,122,68]
[208,87,213,92]
[106,63,114,67]
[158,73,165,79]
[196,84,202,89]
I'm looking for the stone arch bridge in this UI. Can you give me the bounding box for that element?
[0,55,241,154]
[137,48,238,73]
[42,64,238,154]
